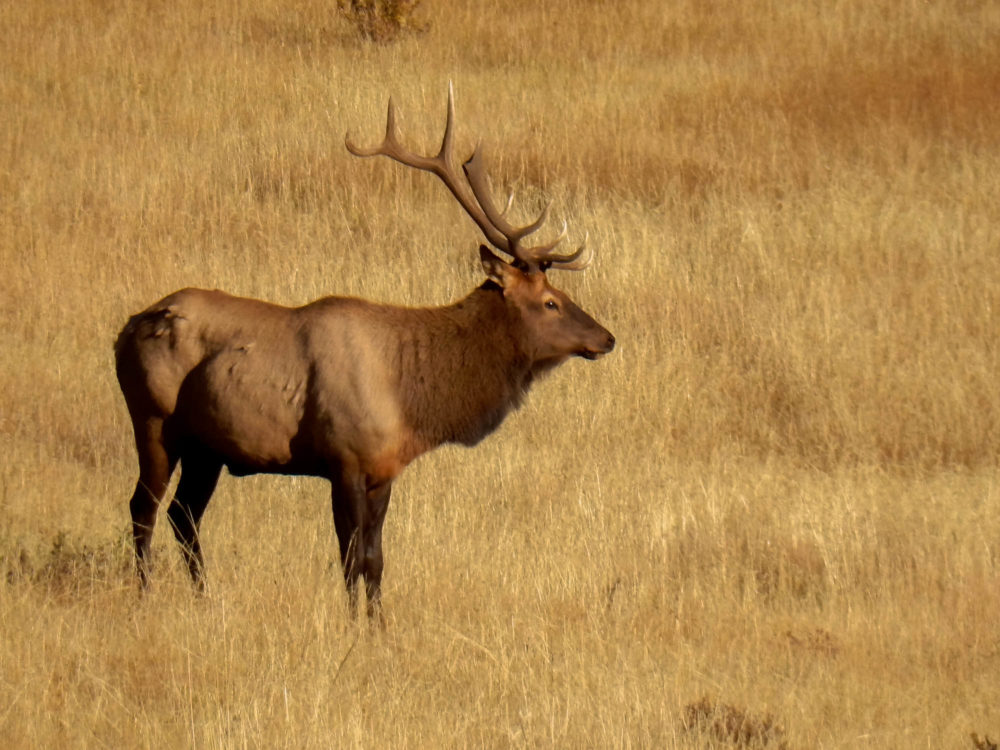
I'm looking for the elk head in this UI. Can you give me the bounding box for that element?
[345,83,615,368]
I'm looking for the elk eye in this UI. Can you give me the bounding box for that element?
[544,300,559,311]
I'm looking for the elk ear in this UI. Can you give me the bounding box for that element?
[479,245,520,288]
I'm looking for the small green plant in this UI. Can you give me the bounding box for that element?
[336,0,427,43]
[3,531,132,594]
[682,697,788,748]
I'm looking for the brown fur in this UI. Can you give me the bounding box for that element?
[116,248,613,617]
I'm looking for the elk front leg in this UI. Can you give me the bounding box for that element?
[361,481,391,618]
[331,473,392,622]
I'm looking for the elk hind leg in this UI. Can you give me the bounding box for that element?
[128,417,177,588]
[167,451,223,590]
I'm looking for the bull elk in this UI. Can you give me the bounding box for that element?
[115,85,615,618]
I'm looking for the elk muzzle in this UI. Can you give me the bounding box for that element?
[577,328,615,360]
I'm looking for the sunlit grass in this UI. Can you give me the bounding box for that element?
[2,0,999,746]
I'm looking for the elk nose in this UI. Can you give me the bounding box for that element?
[604,332,616,352]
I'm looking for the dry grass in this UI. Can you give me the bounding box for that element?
[2,0,1000,746]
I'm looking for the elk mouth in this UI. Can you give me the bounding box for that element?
[576,339,615,360]
[577,332,615,360]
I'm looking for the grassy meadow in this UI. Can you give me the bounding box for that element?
[2,0,1000,746]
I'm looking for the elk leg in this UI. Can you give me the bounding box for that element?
[361,481,392,621]
[127,417,177,588]
[331,474,392,621]
[331,474,364,616]
[167,450,223,590]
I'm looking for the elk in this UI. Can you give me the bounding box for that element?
[115,85,615,618]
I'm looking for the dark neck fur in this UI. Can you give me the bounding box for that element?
[395,283,535,448]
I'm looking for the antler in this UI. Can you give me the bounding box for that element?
[345,82,591,272]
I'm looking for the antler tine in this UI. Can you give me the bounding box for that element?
[543,232,593,271]
[346,86,512,253]
[515,200,554,242]
[345,97,392,157]
[463,149,565,266]
[346,97,433,170]
[462,149,591,271]
[524,218,567,256]
[438,80,457,165]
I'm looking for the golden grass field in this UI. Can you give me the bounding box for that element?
[2,0,1000,746]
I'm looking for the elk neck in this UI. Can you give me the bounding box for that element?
[392,281,539,449]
